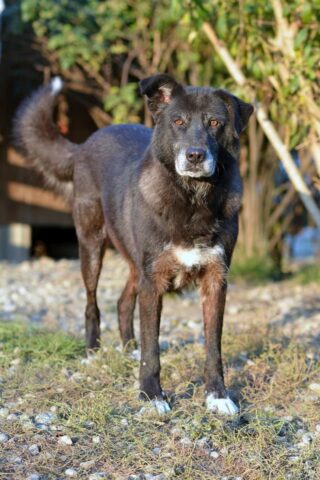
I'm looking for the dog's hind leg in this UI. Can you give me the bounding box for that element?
[117,266,138,349]
[80,239,106,351]
[74,200,107,351]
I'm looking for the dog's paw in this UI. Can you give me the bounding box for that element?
[136,398,171,417]
[80,351,98,365]
[206,394,239,415]
[152,398,171,415]
[129,349,141,361]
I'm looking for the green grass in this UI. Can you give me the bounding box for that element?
[230,253,320,286]
[0,321,320,480]
[291,264,320,285]
[0,321,85,367]
[229,254,281,284]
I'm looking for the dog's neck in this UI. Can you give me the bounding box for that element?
[140,150,216,208]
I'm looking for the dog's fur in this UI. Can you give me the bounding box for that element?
[14,74,253,414]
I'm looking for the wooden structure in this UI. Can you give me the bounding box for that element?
[0,8,100,261]
[0,145,73,261]
[0,70,97,261]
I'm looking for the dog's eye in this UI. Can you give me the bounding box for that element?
[209,119,219,128]
[174,118,185,126]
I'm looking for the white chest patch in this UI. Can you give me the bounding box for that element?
[173,245,224,268]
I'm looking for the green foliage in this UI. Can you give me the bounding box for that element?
[16,0,320,145]
[104,84,142,123]
[187,0,320,148]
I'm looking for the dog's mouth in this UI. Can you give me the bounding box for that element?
[175,149,216,178]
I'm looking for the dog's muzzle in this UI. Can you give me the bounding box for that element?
[175,147,216,178]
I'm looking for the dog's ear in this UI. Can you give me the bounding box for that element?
[215,89,254,135]
[232,96,254,133]
[139,74,184,119]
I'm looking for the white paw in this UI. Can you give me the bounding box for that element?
[129,349,141,361]
[80,352,98,365]
[206,394,239,415]
[136,398,171,417]
[152,398,171,415]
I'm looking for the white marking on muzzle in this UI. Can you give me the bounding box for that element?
[51,76,63,95]
[175,149,216,178]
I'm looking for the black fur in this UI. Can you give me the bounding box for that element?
[14,74,253,409]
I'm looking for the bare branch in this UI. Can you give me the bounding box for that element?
[202,21,320,229]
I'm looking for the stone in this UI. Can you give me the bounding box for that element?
[195,437,210,449]
[7,413,19,421]
[0,433,9,442]
[10,358,21,366]
[0,407,9,417]
[65,468,78,477]
[301,432,314,445]
[9,456,23,464]
[92,435,101,444]
[35,412,57,425]
[210,450,219,459]
[58,435,73,446]
[80,460,95,469]
[88,473,109,479]
[35,423,49,431]
[180,436,192,447]
[144,475,166,480]
[28,444,41,455]
[84,420,95,429]
[308,383,320,393]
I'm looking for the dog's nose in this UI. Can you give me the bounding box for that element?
[186,147,206,164]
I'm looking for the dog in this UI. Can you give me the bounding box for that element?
[14,74,253,415]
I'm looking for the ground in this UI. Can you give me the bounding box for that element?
[0,252,319,480]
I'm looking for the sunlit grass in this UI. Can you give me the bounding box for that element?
[291,264,320,285]
[1,320,319,479]
[0,321,85,367]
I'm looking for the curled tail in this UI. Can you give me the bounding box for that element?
[13,77,76,202]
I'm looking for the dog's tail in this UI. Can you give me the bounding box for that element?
[13,77,77,202]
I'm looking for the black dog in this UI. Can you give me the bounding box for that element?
[14,74,253,415]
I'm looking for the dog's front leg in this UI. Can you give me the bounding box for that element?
[138,279,170,414]
[200,263,239,415]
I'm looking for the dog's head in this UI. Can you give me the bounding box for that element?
[140,74,253,179]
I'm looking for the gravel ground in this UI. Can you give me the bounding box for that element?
[0,252,320,480]
[1,252,319,348]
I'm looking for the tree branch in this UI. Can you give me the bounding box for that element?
[202,21,320,229]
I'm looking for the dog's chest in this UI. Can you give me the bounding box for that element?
[153,244,225,293]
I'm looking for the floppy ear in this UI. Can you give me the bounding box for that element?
[232,96,254,133]
[139,74,184,119]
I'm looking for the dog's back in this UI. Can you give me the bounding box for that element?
[13,78,152,205]
[76,124,152,194]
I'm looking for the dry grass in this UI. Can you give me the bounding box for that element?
[0,317,319,479]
